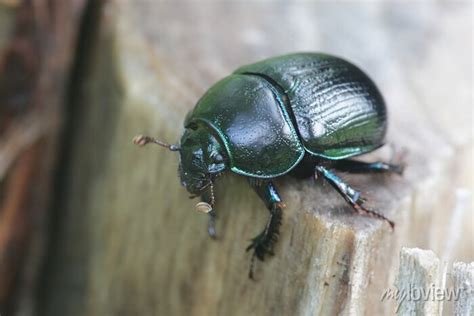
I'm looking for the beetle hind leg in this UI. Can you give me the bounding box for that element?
[247,179,284,279]
[332,159,404,175]
[315,165,395,229]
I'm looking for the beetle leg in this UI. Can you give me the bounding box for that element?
[315,165,395,229]
[332,159,404,175]
[207,209,217,239]
[246,178,284,279]
[201,182,217,239]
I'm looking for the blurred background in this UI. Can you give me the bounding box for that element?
[0,1,472,315]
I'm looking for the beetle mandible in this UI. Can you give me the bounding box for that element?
[134,53,403,279]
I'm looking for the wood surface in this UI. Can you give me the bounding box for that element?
[396,248,443,315]
[395,247,474,315]
[37,1,472,315]
[452,261,474,315]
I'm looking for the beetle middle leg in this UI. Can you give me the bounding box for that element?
[315,165,395,228]
[332,159,404,175]
[247,178,284,279]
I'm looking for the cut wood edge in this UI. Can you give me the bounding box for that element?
[452,261,474,316]
[395,247,473,316]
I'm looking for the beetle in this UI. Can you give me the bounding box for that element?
[134,52,403,279]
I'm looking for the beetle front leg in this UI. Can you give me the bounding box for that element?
[206,208,217,239]
[246,178,284,279]
[332,159,404,175]
[200,182,217,239]
[315,165,395,228]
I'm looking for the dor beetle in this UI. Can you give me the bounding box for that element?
[134,52,403,279]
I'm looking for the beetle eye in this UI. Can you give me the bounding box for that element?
[187,122,199,130]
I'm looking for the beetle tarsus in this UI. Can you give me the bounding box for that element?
[246,180,284,278]
[332,159,404,175]
[248,254,256,280]
[315,165,395,229]
[246,203,282,276]
[389,144,408,171]
[207,210,217,239]
[352,198,395,230]
[199,183,218,239]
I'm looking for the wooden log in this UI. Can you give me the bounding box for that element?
[395,247,444,315]
[452,262,474,316]
[39,1,473,315]
[394,248,473,316]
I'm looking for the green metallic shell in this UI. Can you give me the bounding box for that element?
[235,53,387,159]
[185,74,304,178]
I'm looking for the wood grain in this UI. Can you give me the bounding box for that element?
[395,248,443,315]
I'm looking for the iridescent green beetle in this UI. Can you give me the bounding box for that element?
[134,53,403,278]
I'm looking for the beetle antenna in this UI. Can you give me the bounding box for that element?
[133,135,180,151]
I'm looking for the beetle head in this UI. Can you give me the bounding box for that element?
[178,125,226,194]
